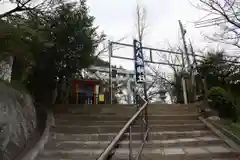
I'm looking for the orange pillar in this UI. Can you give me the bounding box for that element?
[93,84,96,104]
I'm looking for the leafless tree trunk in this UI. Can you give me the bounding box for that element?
[135,3,164,102]
[135,3,184,103]
[188,41,197,102]
[154,48,182,103]
[136,3,147,43]
[93,36,127,66]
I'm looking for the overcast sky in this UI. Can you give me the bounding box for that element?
[87,0,239,72]
[86,0,240,103]
[88,0,205,46]
[1,0,238,73]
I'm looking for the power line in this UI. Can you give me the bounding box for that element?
[195,21,226,28]
[195,14,236,28]
[195,18,226,28]
[196,14,236,25]
[195,16,225,25]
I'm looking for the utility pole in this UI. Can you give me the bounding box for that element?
[189,40,197,102]
[178,20,188,104]
[108,41,113,104]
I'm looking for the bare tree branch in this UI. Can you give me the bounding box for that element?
[94,36,127,59]
[194,0,240,48]
[0,0,63,19]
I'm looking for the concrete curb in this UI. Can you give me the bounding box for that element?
[21,111,54,160]
[199,116,240,152]
[211,120,240,145]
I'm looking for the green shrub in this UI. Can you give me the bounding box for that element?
[208,87,238,122]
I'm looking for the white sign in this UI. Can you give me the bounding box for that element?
[134,40,145,83]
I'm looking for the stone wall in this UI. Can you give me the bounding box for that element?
[0,83,37,160]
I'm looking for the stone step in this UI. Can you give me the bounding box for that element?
[53,130,214,141]
[54,119,202,126]
[35,157,239,160]
[45,136,224,150]
[51,123,208,134]
[38,104,240,160]
[148,108,198,112]
[65,105,197,110]
[148,104,196,108]
[63,110,198,116]
[57,106,197,113]
[54,114,200,121]
[55,104,196,109]
[54,104,135,109]
[66,108,137,114]
[54,105,198,116]
[37,145,239,160]
[147,111,198,115]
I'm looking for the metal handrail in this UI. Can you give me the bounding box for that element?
[97,95,149,160]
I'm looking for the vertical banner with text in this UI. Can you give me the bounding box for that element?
[133,39,146,83]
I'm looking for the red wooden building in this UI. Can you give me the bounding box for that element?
[71,79,102,104]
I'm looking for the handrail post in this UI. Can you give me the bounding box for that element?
[96,95,148,160]
[129,125,133,160]
[141,111,144,140]
[145,104,149,141]
[136,95,140,109]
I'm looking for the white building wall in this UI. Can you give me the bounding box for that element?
[0,56,13,82]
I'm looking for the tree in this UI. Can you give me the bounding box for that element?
[163,49,184,103]
[0,19,30,61]
[158,43,198,103]
[1,0,104,104]
[194,49,240,120]
[0,0,59,19]
[134,3,169,102]
[145,50,182,103]
[0,16,38,84]
[196,49,240,98]
[194,0,240,48]
[167,46,240,104]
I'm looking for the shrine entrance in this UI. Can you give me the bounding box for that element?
[107,40,185,104]
[71,79,101,104]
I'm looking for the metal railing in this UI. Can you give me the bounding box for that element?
[96,95,149,160]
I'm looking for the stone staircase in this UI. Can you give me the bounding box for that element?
[35,104,239,160]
